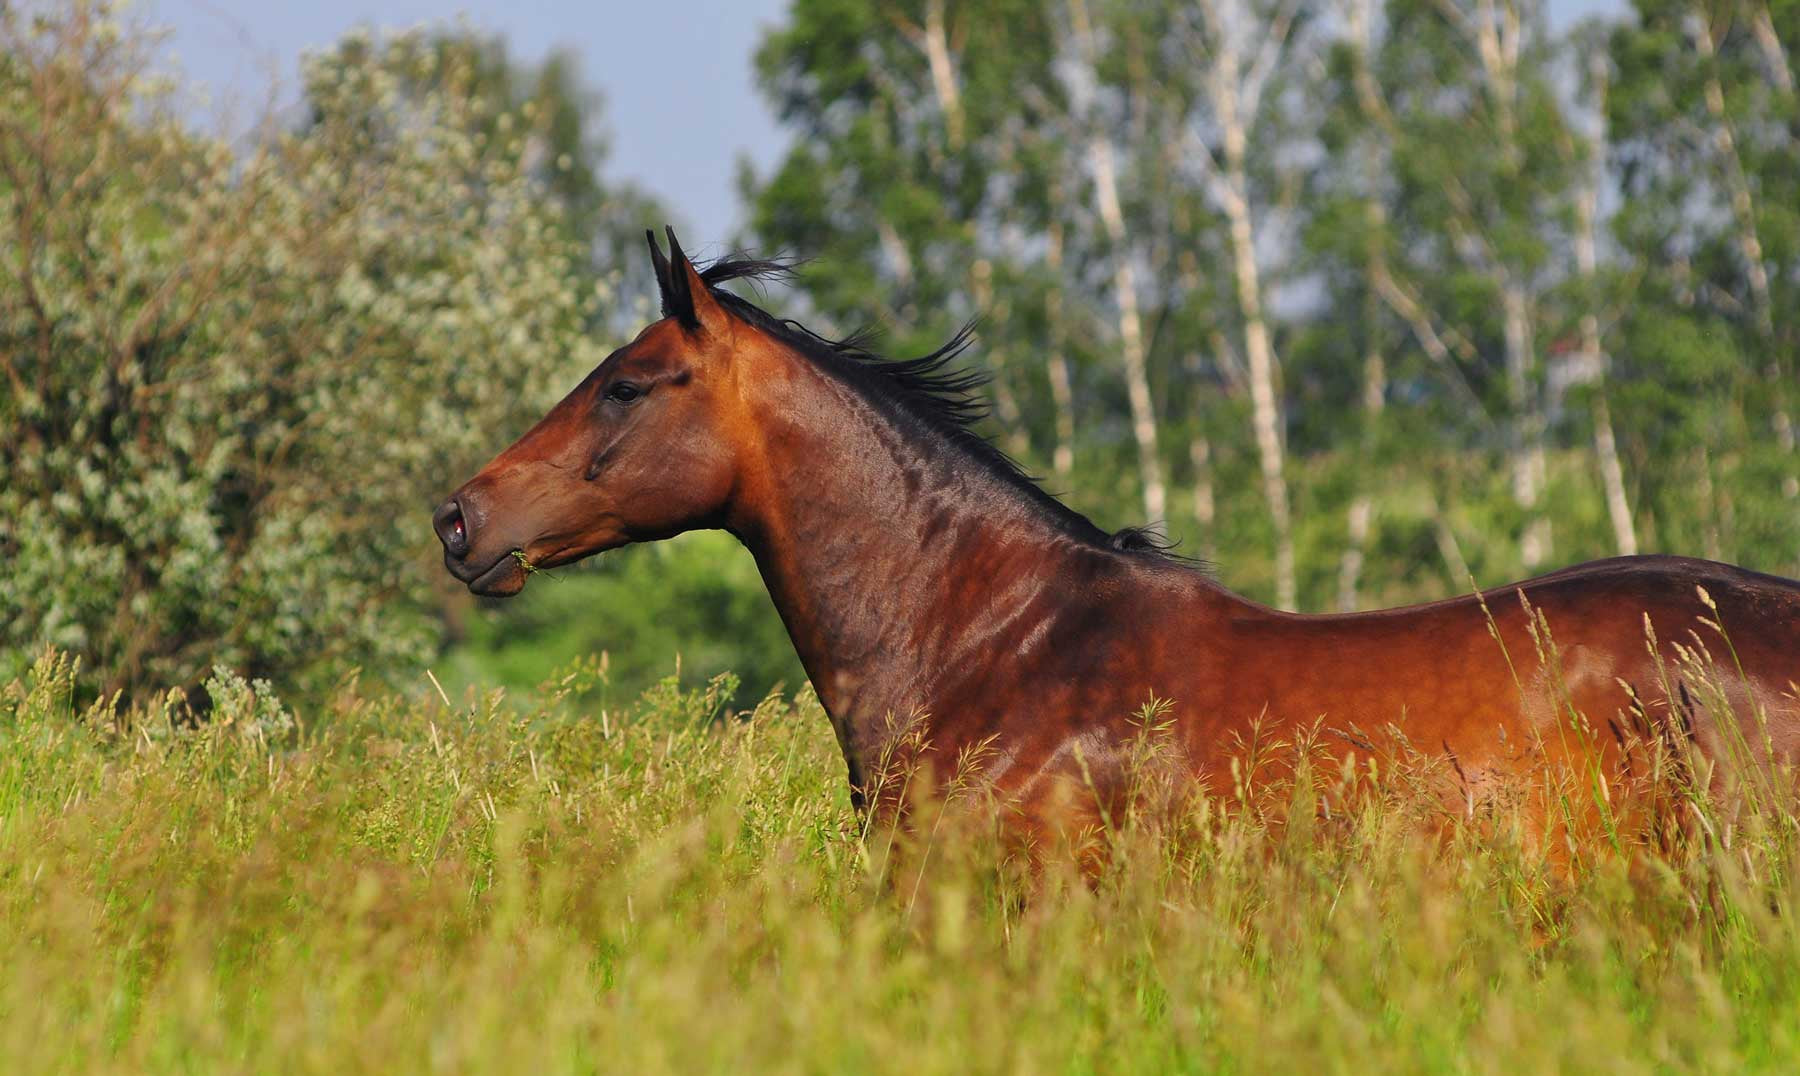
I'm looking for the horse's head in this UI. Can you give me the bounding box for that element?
[434,228,753,596]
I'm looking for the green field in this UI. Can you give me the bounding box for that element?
[4,649,1797,1074]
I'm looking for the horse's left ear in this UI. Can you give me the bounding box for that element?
[646,229,674,308]
[658,226,727,336]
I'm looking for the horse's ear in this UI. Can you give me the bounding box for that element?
[662,226,726,335]
[646,229,674,314]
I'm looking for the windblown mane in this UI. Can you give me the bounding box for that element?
[697,255,1194,566]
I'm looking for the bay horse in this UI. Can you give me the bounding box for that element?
[435,228,1800,852]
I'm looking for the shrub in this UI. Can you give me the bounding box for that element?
[0,4,609,701]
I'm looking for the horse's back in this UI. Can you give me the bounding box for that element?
[1163,552,1800,774]
[1513,554,1799,659]
[1516,553,1800,601]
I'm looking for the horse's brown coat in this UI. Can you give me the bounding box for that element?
[436,231,1800,849]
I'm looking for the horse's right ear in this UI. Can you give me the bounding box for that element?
[646,229,675,315]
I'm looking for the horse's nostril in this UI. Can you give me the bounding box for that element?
[434,498,470,556]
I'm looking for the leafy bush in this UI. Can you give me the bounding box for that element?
[442,531,807,710]
[0,4,608,700]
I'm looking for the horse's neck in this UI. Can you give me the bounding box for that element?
[725,374,1096,776]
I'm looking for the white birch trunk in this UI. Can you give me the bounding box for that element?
[1046,214,1076,479]
[1193,0,1297,608]
[1339,309,1386,611]
[1339,494,1375,612]
[1750,1,1795,94]
[1502,281,1549,569]
[919,0,965,149]
[1338,33,1388,611]
[1224,177,1295,609]
[1432,497,1475,591]
[1464,0,1547,568]
[1690,9,1774,340]
[1069,0,1166,524]
[1575,51,1637,556]
[1191,436,1218,564]
[1690,10,1795,499]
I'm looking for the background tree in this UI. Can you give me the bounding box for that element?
[747,0,1190,531]
[1608,0,1800,569]
[0,7,609,700]
[1160,0,1312,608]
[743,0,1798,625]
[348,30,665,323]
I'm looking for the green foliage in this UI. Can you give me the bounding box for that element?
[6,650,1800,1070]
[0,5,621,701]
[1606,0,1800,552]
[441,532,805,710]
[359,27,664,319]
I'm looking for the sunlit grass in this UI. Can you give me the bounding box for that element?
[2,649,1798,1073]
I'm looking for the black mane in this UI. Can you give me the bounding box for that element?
[697,255,1194,566]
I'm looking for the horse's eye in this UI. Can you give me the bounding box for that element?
[605,382,643,404]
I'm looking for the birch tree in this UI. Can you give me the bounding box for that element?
[1063,0,1168,525]
[1570,39,1638,555]
[749,0,1107,492]
[1374,0,1580,573]
[1319,0,1396,608]
[1165,0,1309,608]
[1610,0,1800,562]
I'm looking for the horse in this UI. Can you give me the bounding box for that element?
[435,227,1800,854]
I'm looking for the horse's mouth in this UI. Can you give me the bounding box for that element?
[466,554,527,597]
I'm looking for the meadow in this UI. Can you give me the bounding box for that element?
[4,648,1799,1074]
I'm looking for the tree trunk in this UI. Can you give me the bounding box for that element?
[1339,304,1386,612]
[1750,1,1795,95]
[1228,189,1295,608]
[1045,213,1076,479]
[1216,47,1295,609]
[919,0,965,149]
[1575,52,1637,556]
[1689,11,1794,501]
[1338,494,1375,612]
[1339,102,1388,612]
[1502,281,1549,570]
[1191,436,1217,564]
[1430,494,1475,592]
[1691,9,1774,340]
[1069,0,1166,525]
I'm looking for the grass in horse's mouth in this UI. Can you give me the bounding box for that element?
[511,548,568,581]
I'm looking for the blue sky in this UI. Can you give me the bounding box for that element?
[144,0,790,246]
[144,0,1625,247]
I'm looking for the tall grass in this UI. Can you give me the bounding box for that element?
[3,648,1798,1073]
